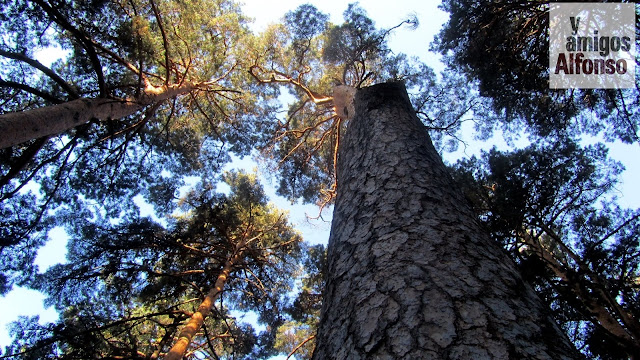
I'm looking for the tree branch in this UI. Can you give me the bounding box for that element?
[520,229,640,354]
[149,0,171,85]
[0,136,49,190]
[286,334,316,359]
[0,79,64,104]
[0,49,79,99]
[248,65,333,105]
[165,240,246,360]
[31,0,107,97]
[597,211,640,248]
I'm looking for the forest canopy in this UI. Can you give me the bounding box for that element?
[0,0,638,359]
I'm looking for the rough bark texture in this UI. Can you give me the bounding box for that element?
[312,82,581,359]
[0,82,196,149]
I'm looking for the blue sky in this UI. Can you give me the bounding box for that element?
[0,0,448,349]
[1,0,639,356]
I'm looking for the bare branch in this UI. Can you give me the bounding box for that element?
[149,0,171,85]
[0,79,64,104]
[248,65,333,105]
[0,49,79,99]
[31,0,107,97]
[0,136,49,191]
[286,335,316,360]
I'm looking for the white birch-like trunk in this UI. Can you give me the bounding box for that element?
[0,82,197,149]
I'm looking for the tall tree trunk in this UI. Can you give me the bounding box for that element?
[0,82,198,149]
[165,243,244,360]
[312,82,581,359]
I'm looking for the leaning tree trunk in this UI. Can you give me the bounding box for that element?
[165,241,245,360]
[312,82,581,359]
[0,82,198,149]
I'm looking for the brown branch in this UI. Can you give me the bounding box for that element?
[281,99,311,130]
[240,267,267,295]
[597,212,640,248]
[248,65,333,105]
[165,240,246,360]
[210,62,239,84]
[149,317,181,360]
[614,89,640,143]
[172,27,193,85]
[149,0,171,85]
[1,136,77,201]
[303,121,336,165]
[331,117,341,193]
[308,117,341,220]
[269,112,337,172]
[0,49,79,98]
[536,222,640,342]
[286,334,316,360]
[520,229,640,354]
[0,308,190,360]
[0,79,63,104]
[201,323,222,360]
[252,237,301,252]
[0,81,199,149]
[0,136,49,190]
[98,101,161,143]
[32,0,106,97]
[90,37,144,79]
[190,92,222,139]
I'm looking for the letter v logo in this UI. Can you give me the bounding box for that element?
[570,16,580,35]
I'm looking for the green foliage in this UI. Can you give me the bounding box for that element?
[5,171,302,358]
[286,4,329,40]
[285,3,329,68]
[273,244,325,359]
[0,0,269,293]
[451,139,640,358]
[322,3,382,84]
[251,3,482,205]
[3,1,637,358]
[453,140,622,245]
[434,0,640,143]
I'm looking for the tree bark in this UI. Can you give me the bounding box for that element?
[312,82,581,359]
[164,244,244,360]
[0,82,197,149]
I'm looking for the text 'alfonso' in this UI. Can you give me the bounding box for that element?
[549,3,635,89]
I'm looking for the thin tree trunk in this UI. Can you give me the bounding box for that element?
[312,82,581,359]
[165,243,244,360]
[520,230,640,355]
[0,82,197,149]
